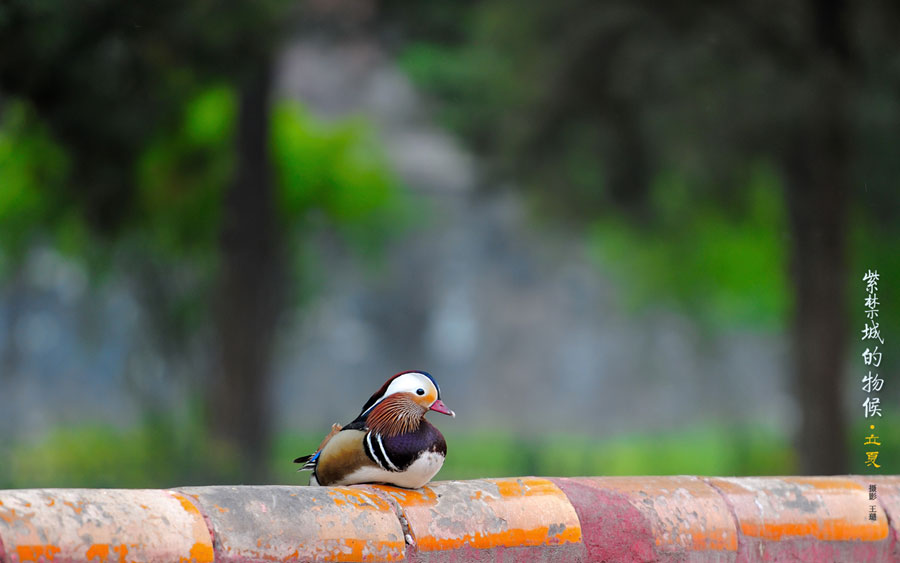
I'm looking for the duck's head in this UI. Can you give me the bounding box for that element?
[360,370,455,419]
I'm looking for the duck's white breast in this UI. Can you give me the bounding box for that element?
[334,450,445,489]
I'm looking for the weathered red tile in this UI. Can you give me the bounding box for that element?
[708,476,892,562]
[553,476,737,562]
[178,485,405,562]
[0,489,213,563]
[367,478,585,562]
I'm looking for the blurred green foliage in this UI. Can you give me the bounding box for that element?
[0,0,295,233]
[137,85,410,255]
[4,421,203,489]
[132,86,411,261]
[270,103,413,257]
[135,87,235,260]
[0,84,414,485]
[0,103,71,265]
[400,42,518,152]
[0,84,410,293]
[402,27,795,331]
[9,418,867,488]
[393,1,900,421]
[590,163,789,327]
[0,0,415,485]
[6,415,894,488]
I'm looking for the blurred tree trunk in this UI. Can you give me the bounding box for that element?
[782,1,851,475]
[210,59,284,482]
[783,113,850,475]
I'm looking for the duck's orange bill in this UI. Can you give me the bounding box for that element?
[430,399,455,417]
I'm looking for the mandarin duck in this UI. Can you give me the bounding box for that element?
[294,370,455,488]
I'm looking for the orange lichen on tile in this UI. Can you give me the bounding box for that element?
[783,477,868,491]
[740,518,888,542]
[320,539,405,562]
[170,492,202,516]
[167,491,215,561]
[85,543,109,562]
[16,544,61,561]
[62,500,83,514]
[416,525,582,551]
[326,538,366,562]
[0,507,18,524]
[189,541,215,562]
[494,477,562,498]
[326,487,392,511]
[367,484,439,506]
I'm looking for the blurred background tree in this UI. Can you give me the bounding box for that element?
[383,0,900,474]
[0,0,407,482]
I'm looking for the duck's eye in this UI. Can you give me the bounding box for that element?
[416,388,425,396]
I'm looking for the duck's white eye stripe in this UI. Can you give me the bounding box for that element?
[376,433,400,471]
[364,373,435,416]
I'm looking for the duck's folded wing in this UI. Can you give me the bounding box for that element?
[293,423,342,470]
[312,428,382,485]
